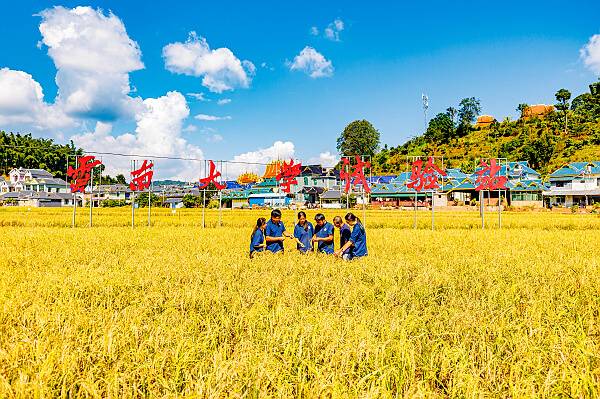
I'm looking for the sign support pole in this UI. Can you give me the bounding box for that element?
[431,191,435,231]
[89,167,93,227]
[219,160,223,227]
[219,190,222,227]
[71,155,78,228]
[202,189,206,228]
[131,160,135,229]
[414,192,417,229]
[498,189,502,228]
[148,174,152,227]
[480,190,484,229]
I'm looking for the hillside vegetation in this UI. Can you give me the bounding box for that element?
[372,81,600,175]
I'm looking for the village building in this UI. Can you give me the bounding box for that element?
[248,192,292,208]
[319,189,343,209]
[543,161,600,207]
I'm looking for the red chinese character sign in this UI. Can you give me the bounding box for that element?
[199,160,226,190]
[474,158,508,229]
[406,157,447,192]
[475,158,508,191]
[130,160,154,191]
[276,159,302,193]
[340,155,371,194]
[67,155,102,193]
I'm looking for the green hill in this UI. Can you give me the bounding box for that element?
[373,81,600,175]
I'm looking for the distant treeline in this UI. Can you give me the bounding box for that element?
[0,131,125,183]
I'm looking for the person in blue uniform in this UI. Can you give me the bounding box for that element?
[333,215,351,258]
[293,211,314,253]
[265,209,292,253]
[312,213,334,254]
[249,217,267,258]
[334,212,368,260]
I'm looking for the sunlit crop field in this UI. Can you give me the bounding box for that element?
[1,207,599,397]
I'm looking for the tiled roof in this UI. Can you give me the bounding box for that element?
[549,161,600,179]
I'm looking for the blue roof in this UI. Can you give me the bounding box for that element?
[367,175,396,184]
[506,179,550,192]
[549,161,600,179]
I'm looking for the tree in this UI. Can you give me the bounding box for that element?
[456,97,481,137]
[516,103,529,118]
[0,131,82,178]
[336,120,380,158]
[424,112,454,143]
[115,174,127,184]
[446,107,458,125]
[555,88,571,135]
[134,192,161,208]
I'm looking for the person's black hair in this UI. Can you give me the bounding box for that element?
[297,211,309,231]
[252,217,267,238]
[345,212,363,226]
[271,209,282,218]
[314,213,325,222]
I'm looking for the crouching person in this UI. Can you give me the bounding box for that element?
[312,213,334,254]
[250,217,267,258]
[334,212,368,260]
[265,209,292,253]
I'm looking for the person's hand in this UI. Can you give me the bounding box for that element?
[333,250,341,257]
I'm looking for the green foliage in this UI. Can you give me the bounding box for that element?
[182,194,201,208]
[100,199,127,208]
[0,131,82,179]
[336,120,380,158]
[370,82,600,175]
[516,103,529,117]
[424,112,454,143]
[0,131,128,183]
[134,192,161,208]
[457,97,482,137]
[555,89,571,112]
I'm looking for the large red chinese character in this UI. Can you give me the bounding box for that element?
[406,157,447,192]
[199,160,226,190]
[275,159,302,193]
[67,155,102,193]
[475,158,508,191]
[130,160,154,191]
[340,155,371,194]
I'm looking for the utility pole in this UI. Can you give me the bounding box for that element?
[422,93,429,131]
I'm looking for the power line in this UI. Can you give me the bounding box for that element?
[0,143,275,166]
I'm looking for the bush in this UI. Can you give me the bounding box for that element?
[571,205,579,214]
[100,199,127,208]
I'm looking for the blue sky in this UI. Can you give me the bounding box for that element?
[1,1,599,178]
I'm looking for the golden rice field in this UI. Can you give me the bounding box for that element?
[0,207,599,397]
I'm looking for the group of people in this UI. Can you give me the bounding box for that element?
[250,209,368,260]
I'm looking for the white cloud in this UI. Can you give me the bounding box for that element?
[207,133,223,143]
[194,113,231,121]
[38,6,144,120]
[324,19,344,42]
[182,124,198,133]
[0,67,72,129]
[187,92,209,101]
[217,98,231,105]
[308,151,339,168]
[228,140,296,177]
[581,34,600,75]
[163,31,255,93]
[71,91,205,181]
[310,26,319,36]
[288,46,334,78]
